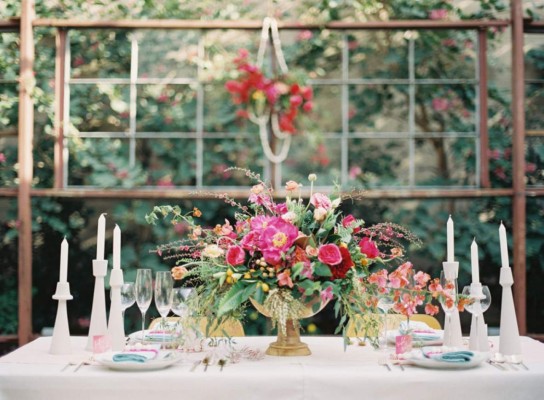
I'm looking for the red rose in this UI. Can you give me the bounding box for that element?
[341,214,360,233]
[330,247,354,279]
[318,244,342,266]
[359,237,379,259]
[226,245,246,266]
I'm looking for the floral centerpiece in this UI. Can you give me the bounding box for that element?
[146,169,444,355]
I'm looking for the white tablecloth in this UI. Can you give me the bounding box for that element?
[1,336,543,400]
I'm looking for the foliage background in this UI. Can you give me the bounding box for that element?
[1,0,543,339]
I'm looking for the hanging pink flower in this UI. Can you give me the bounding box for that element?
[359,237,379,259]
[226,246,246,266]
[318,244,342,266]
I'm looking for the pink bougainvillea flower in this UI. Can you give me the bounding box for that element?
[310,193,332,210]
[318,243,342,266]
[277,270,294,288]
[260,218,299,264]
[425,303,440,316]
[359,237,379,259]
[297,30,313,41]
[432,98,449,112]
[414,271,431,287]
[348,165,362,179]
[226,245,246,266]
[368,269,388,288]
[429,9,448,20]
[320,286,334,303]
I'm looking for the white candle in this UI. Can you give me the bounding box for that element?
[499,222,509,268]
[471,238,480,283]
[447,215,454,262]
[113,224,121,270]
[60,237,68,283]
[96,213,106,260]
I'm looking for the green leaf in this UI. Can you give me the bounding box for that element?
[217,282,256,316]
[313,262,332,277]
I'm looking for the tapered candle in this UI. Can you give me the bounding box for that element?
[499,222,509,268]
[96,213,106,260]
[113,224,121,270]
[447,215,454,262]
[60,238,68,283]
[471,238,480,283]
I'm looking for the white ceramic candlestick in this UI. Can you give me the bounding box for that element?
[50,282,73,354]
[468,282,489,351]
[108,268,125,351]
[86,259,109,351]
[499,265,521,357]
[442,261,463,348]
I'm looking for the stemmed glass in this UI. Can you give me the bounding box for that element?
[462,285,491,345]
[110,282,136,319]
[134,269,153,343]
[171,287,194,319]
[439,271,457,349]
[377,292,395,350]
[154,271,174,348]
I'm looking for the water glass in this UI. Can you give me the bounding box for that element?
[135,269,153,343]
[377,294,395,350]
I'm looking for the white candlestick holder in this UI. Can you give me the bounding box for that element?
[499,266,521,357]
[108,268,126,351]
[50,282,73,354]
[442,261,463,348]
[468,282,489,352]
[86,259,109,351]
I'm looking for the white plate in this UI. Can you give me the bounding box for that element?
[387,330,444,346]
[128,330,177,344]
[95,351,183,371]
[406,349,489,370]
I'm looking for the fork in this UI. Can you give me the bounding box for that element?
[379,357,392,372]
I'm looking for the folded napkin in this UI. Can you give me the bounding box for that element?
[112,349,158,363]
[412,330,442,341]
[399,321,441,341]
[425,350,474,363]
[145,330,174,342]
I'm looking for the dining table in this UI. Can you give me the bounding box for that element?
[0,335,543,400]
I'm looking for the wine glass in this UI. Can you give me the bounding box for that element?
[439,271,457,349]
[462,285,491,347]
[171,287,194,319]
[154,271,174,348]
[134,269,153,343]
[377,292,395,350]
[110,282,136,319]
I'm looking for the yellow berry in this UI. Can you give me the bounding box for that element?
[226,269,233,277]
[262,272,268,278]
[360,259,368,267]
[339,242,348,249]
[244,273,251,279]
[226,276,233,284]
[261,283,270,292]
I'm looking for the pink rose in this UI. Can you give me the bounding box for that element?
[341,214,360,233]
[359,237,379,259]
[226,246,246,266]
[318,244,342,266]
[310,193,332,210]
[285,180,300,191]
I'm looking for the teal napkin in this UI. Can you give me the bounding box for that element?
[427,351,474,363]
[112,350,158,363]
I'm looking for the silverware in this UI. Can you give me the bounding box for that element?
[218,359,226,371]
[190,360,201,372]
[202,357,210,372]
[60,362,72,372]
[398,363,405,372]
[487,360,506,371]
[379,358,392,372]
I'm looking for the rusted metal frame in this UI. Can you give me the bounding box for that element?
[17,0,35,346]
[32,18,510,30]
[511,0,527,335]
[0,19,19,31]
[478,29,490,188]
[53,29,67,189]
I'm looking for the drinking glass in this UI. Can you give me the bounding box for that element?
[461,285,491,320]
[439,271,457,349]
[171,287,195,319]
[154,271,174,347]
[134,269,153,343]
[110,282,136,319]
[377,293,395,350]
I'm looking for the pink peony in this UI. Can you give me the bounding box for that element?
[260,218,299,264]
[359,237,379,259]
[226,245,246,266]
[310,193,332,210]
[318,243,342,266]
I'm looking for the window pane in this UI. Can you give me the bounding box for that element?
[415,84,475,132]
[414,137,476,186]
[202,138,264,186]
[70,84,130,132]
[526,83,544,131]
[348,138,409,187]
[136,84,197,132]
[136,30,199,79]
[349,84,409,132]
[0,33,19,80]
[526,136,544,186]
[0,83,18,132]
[70,30,131,79]
[203,84,256,133]
[313,85,342,133]
[282,137,341,183]
[136,139,196,186]
[415,30,476,80]
[348,30,408,79]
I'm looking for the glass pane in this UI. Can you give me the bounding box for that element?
[136,84,197,132]
[525,35,544,81]
[348,138,409,187]
[280,30,342,80]
[136,30,199,79]
[349,84,409,132]
[313,85,342,133]
[136,139,196,186]
[526,136,544,186]
[203,84,256,133]
[415,84,475,132]
[70,84,130,132]
[0,135,17,187]
[414,137,476,186]
[0,33,19,80]
[67,138,144,187]
[0,83,18,131]
[526,83,544,131]
[348,30,408,79]
[70,30,131,79]
[202,137,264,186]
[415,30,476,79]
[282,137,341,184]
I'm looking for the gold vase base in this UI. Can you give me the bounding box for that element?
[265,340,311,356]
